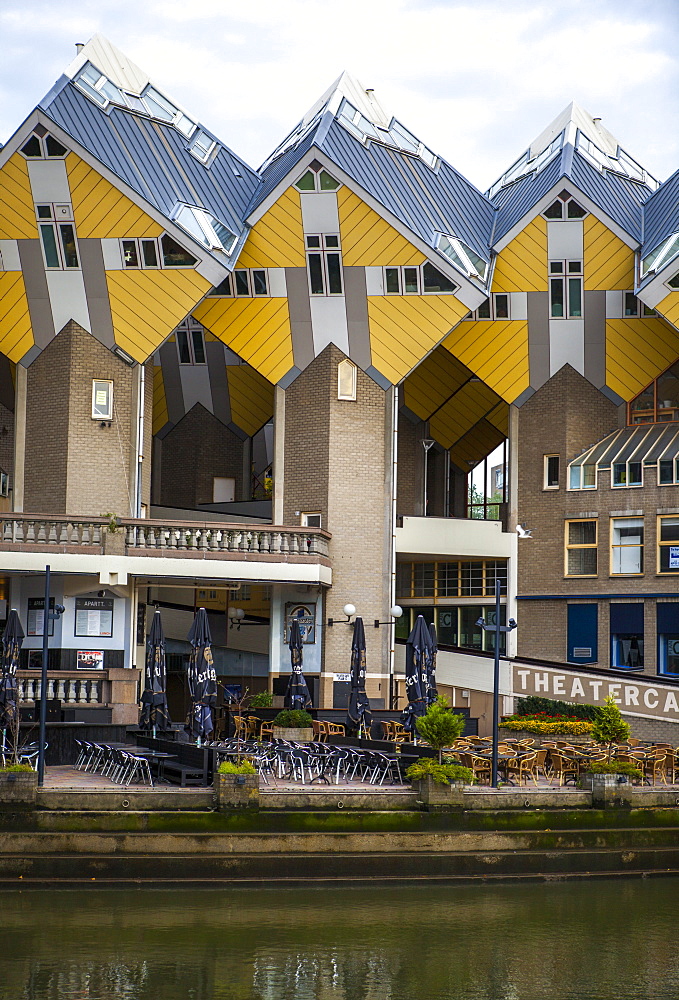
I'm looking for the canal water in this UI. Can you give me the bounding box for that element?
[2,879,678,999]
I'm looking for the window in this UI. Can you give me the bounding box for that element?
[121,238,159,268]
[549,260,582,318]
[629,361,679,424]
[623,291,656,317]
[567,604,598,663]
[397,605,506,653]
[568,463,596,489]
[294,167,341,192]
[174,205,236,255]
[397,560,507,599]
[175,318,206,365]
[188,130,216,164]
[20,131,68,159]
[611,517,643,575]
[301,512,322,528]
[92,379,113,420]
[337,359,357,400]
[383,263,457,296]
[641,232,679,278]
[544,455,560,489]
[306,235,343,296]
[337,100,438,169]
[658,459,679,485]
[658,605,679,675]
[463,293,510,320]
[437,233,488,281]
[658,516,679,573]
[612,460,642,487]
[160,234,198,268]
[486,134,563,199]
[36,205,79,269]
[565,520,597,577]
[610,603,644,669]
[207,269,269,297]
[543,191,587,220]
[666,271,679,290]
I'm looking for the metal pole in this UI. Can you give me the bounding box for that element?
[37,564,50,787]
[491,577,501,788]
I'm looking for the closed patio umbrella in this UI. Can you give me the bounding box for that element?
[139,609,172,734]
[427,621,439,705]
[400,615,430,734]
[186,608,217,741]
[0,609,23,752]
[345,616,372,737]
[285,617,312,710]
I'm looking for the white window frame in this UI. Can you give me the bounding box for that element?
[436,233,488,281]
[188,130,217,164]
[175,318,207,366]
[623,290,656,317]
[544,454,560,489]
[301,511,322,528]
[19,132,68,160]
[293,167,341,192]
[567,463,597,490]
[120,237,161,269]
[306,235,344,297]
[665,271,679,291]
[549,259,583,319]
[36,204,79,270]
[174,204,236,255]
[464,293,511,321]
[92,379,113,421]
[337,359,357,401]
[611,460,643,488]
[383,263,457,296]
[610,517,644,576]
[542,194,587,221]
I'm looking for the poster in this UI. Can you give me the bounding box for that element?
[284,603,316,644]
[27,597,55,637]
[76,650,104,670]
[75,597,114,637]
[669,546,679,570]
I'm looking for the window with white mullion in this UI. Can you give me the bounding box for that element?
[36,204,79,270]
[550,260,582,318]
[306,235,343,296]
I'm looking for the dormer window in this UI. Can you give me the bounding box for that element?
[543,191,587,220]
[189,130,217,164]
[174,205,236,255]
[436,233,488,281]
[294,166,341,192]
[20,132,68,159]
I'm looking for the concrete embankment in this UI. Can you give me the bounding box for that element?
[1,808,679,885]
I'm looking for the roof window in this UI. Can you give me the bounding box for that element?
[174,204,237,255]
[641,233,679,278]
[337,100,438,169]
[487,134,563,199]
[543,191,587,220]
[189,130,217,164]
[20,132,68,159]
[294,165,341,192]
[576,132,658,190]
[436,233,488,282]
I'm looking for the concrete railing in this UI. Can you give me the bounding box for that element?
[0,514,330,560]
[17,672,105,705]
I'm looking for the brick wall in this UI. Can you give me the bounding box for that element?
[24,322,149,516]
[157,403,244,509]
[397,408,424,517]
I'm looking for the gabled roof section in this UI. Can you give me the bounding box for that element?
[250,73,495,282]
[488,101,658,246]
[37,34,261,268]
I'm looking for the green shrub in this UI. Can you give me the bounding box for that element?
[0,763,35,773]
[250,691,273,708]
[581,761,642,779]
[218,760,256,775]
[272,709,313,729]
[516,696,598,721]
[415,696,466,763]
[405,757,474,786]
[591,696,631,758]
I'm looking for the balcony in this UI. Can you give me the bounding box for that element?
[396,515,515,560]
[0,514,332,586]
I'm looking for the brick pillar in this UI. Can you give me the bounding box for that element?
[283,346,394,708]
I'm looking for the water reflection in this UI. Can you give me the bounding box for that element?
[2,880,679,999]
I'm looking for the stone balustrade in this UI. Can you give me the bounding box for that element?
[17,673,104,705]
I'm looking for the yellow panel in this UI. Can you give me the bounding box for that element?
[66,154,163,239]
[584,216,635,290]
[152,365,169,436]
[0,272,33,362]
[606,317,679,399]
[449,420,506,470]
[193,297,293,385]
[429,380,502,449]
[338,188,425,266]
[492,217,548,293]
[0,154,38,239]
[656,291,679,330]
[404,347,472,420]
[238,188,305,268]
[106,269,210,363]
[367,294,468,384]
[226,365,274,437]
[442,320,529,402]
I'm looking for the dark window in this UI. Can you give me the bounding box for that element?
[412,563,435,597]
[437,608,457,646]
[252,270,268,295]
[385,268,400,294]
[567,604,598,663]
[422,262,457,293]
[544,199,563,219]
[567,199,586,218]
[59,224,78,268]
[545,455,559,487]
[235,270,250,296]
[21,135,42,157]
[176,329,191,364]
[161,234,197,267]
[494,293,509,319]
[477,298,491,319]
[141,240,158,267]
[611,604,644,669]
[45,135,67,157]
[326,253,343,294]
[308,254,324,294]
[122,240,139,268]
[209,275,233,296]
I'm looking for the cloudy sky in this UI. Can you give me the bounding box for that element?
[1,0,677,190]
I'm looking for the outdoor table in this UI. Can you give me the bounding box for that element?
[129,748,177,783]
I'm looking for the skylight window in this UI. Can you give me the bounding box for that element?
[259,112,323,172]
[487,134,563,199]
[189,130,217,164]
[174,205,237,255]
[437,233,488,282]
[641,233,679,278]
[337,100,438,169]
[576,133,659,190]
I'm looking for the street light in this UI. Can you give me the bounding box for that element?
[476,579,517,788]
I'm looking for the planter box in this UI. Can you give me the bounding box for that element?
[415,776,465,810]
[498,729,591,746]
[272,727,313,742]
[0,770,38,809]
[215,773,260,810]
[580,771,633,808]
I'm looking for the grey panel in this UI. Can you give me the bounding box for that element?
[365,365,391,390]
[600,385,625,406]
[284,268,315,370]
[278,366,302,389]
[17,240,54,351]
[158,340,184,427]
[511,386,536,407]
[79,239,115,348]
[18,345,42,368]
[206,340,230,427]
[584,290,606,388]
[343,267,372,371]
[527,291,550,390]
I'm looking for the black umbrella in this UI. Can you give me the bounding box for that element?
[139,610,172,734]
[427,621,439,705]
[400,614,431,734]
[345,616,372,737]
[285,617,312,710]
[186,608,217,741]
[0,610,23,748]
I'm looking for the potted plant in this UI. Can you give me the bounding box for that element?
[579,760,642,806]
[215,759,259,810]
[591,696,631,760]
[0,763,38,808]
[415,696,466,763]
[250,691,273,709]
[271,709,314,742]
[405,756,473,808]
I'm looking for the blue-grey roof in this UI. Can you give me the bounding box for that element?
[40,79,261,254]
[642,168,679,257]
[491,155,563,244]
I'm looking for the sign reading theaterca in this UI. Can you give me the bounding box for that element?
[513,664,679,722]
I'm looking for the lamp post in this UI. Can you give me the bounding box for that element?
[476,579,517,788]
[37,565,65,787]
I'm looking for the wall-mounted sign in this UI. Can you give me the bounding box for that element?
[77,650,104,670]
[75,597,114,637]
[136,602,146,646]
[92,379,113,420]
[334,673,351,682]
[669,546,679,570]
[27,597,55,637]
[284,603,316,644]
